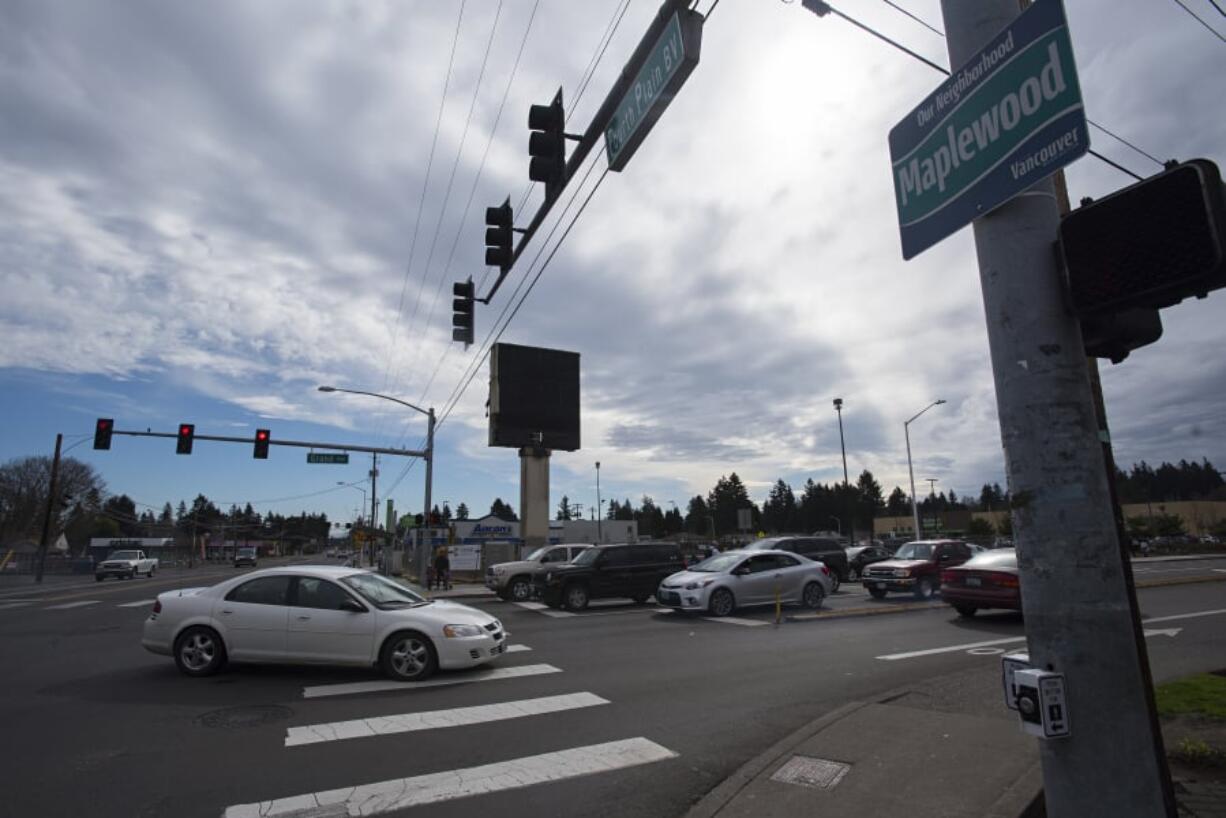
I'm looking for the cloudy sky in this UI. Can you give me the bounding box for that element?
[2,0,1223,529]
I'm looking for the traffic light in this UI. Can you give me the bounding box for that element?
[176,423,195,455]
[1061,158,1226,316]
[485,199,514,272]
[253,428,270,459]
[1080,308,1163,365]
[528,89,567,200]
[452,279,475,347]
[93,418,113,450]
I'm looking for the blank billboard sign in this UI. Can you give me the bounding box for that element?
[489,343,580,451]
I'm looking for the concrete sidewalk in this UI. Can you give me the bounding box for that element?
[686,699,1042,818]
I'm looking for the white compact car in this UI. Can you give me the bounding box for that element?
[656,549,833,617]
[142,566,506,681]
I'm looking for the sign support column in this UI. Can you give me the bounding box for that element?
[938,1,1174,815]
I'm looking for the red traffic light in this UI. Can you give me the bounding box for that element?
[256,429,269,441]
[176,423,195,455]
[93,418,114,450]
[253,428,271,459]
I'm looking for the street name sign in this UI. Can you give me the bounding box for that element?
[307,452,349,464]
[605,6,703,172]
[888,0,1089,259]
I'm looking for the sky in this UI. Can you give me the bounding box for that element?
[2,0,1224,531]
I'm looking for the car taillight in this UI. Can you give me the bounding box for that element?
[152,600,162,614]
[941,570,956,584]
[992,572,1020,588]
[820,564,830,576]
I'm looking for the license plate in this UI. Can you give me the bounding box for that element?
[875,582,887,589]
[965,577,982,587]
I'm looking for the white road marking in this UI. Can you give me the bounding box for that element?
[44,600,101,610]
[514,601,548,610]
[879,636,1027,661]
[116,599,156,608]
[701,616,770,627]
[223,737,677,817]
[1144,608,1226,624]
[0,602,31,610]
[505,644,531,653]
[285,692,608,747]
[540,609,578,618]
[1213,569,1226,574]
[302,664,563,699]
[1143,628,1182,638]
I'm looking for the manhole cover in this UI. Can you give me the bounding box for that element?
[195,704,293,730]
[770,755,851,790]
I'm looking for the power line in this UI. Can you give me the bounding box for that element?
[1207,0,1226,19]
[878,0,943,36]
[1167,0,1226,41]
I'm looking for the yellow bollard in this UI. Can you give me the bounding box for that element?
[775,585,782,625]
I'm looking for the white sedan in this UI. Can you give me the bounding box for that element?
[142,565,506,681]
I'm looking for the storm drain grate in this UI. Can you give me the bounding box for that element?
[770,755,851,790]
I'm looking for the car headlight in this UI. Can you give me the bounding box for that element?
[684,579,716,590]
[893,568,912,578]
[443,624,485,638]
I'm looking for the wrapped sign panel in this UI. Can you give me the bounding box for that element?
[489,343,580,451]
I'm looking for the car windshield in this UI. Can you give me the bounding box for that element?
[689,553,743,573]
[525,546,549,561]
[571,548,602,566]
[109,551,140,560]
[237,548,256,556]
[340,572,428,608]
[894,543,934,560]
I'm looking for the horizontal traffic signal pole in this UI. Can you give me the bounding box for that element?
[107,428,426,458]
[479,0,692,305]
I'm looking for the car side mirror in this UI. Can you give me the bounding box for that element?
[340,599,366,613]
[733,566,749,576]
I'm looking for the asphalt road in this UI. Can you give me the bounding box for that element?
[0,565,1223,818]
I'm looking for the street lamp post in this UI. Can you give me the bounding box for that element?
[905,399,946,540]
[595,461,602,544]
[319,386,435,578]
[833,399,852,545]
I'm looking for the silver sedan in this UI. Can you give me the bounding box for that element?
[657,550,833,617]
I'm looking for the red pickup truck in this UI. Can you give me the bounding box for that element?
[861,539,974,600]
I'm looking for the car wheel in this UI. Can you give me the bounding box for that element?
[632,594,650,604]
[173,626,226,677]
[914,578,935,600]
[563,584,590,611]
[708,588,735,617]
[868,587,888,599]
[802,582,825,610]
[128,569,136,580]
[509,577,532,602]
[380,631,437,682]
[954,604,978,618]
[148,567,155,577]
[829,572,841,593]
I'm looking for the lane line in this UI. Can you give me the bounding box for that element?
[878,636,1028,661]
[223,737,677,817]
[0,602,31,610]
[701,616,771,628]
[285,692,609,747]
[514,601,548,611]
[302,664,563,699]
[116,599,156,608]
[44,600,101,610]
[1144,608,1226,624]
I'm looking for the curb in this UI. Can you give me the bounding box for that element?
[1134,553,1226,563]
[1135,574,1226,589]
[684,700,872,818]
[788,601,948,622]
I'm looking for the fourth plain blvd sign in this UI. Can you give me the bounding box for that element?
[888,0,1089,259]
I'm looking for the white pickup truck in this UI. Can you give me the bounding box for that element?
[95,550,159,581]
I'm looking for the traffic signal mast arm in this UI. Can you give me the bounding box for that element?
[478,0,692,305]
[104,427,427,458]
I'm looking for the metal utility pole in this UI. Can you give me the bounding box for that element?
[905,399,945,540]
[369,452,378,567]
[939,3,1175,814]
[423,406,435,578]
[833,399,852,545]
[34,433,63,584]
[595,461,603,543]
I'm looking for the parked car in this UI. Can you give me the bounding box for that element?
[536,542,684,611]
[96,549,159,581]
[142,565,505,681]
[234,547,258,568]
[657,550,833,616]
[845,545,893,581]
[740,536,850,591]
[940,549,1021,617]
[485,543,592,601]
[861,539,974,599]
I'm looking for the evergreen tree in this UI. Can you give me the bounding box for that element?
[455,502,469,520]
[886,486,910,516]
[556,496,572,521]
[685,496,711,536]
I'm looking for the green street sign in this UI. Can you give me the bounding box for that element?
[307,452,349,464]
[604,7,702,172]
[888,0,1088,259]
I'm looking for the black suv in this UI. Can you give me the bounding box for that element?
[536,542,684,611]
[741,536,850,591]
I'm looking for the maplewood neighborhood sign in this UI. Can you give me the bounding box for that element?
[888,0,1089,259]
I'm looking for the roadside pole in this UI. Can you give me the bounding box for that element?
[369,452,378,568]
[938,2,1175,815]
[33,433,63,584]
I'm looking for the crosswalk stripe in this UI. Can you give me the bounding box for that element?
[44,600,101,610]
[302,663,563,699]
[702,616,770,627]
[506,644,531,653]
[0,602,31,610]
[514,601,548,610]
[285,692,609,747]
[223,737,677,817]
[116,599,156,608]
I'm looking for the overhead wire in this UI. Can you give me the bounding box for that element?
[1167,0,1226,40]
[1206,0,1226,18]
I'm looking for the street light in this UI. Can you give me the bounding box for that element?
[905,399,946,541]
[336,481,366,525]
[833,398,851,545]
[319,385,436,578]
[595,461,602,543]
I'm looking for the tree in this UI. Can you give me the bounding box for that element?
[708,473,755,536]
[102,494,139,536]
[856,470,884,533]
[997,513,1014,537]
[455,502,469,521]
[635,496,664,538]
[0,455,107,545]
[965,517,995,543]
[886,486,910,516]
[685,496,711,536]
[489,498,517,521]
[556,496,573,521]
[761,480,798,533]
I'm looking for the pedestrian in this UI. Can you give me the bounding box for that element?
[434,547,451,591]
[425,564,436,591]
